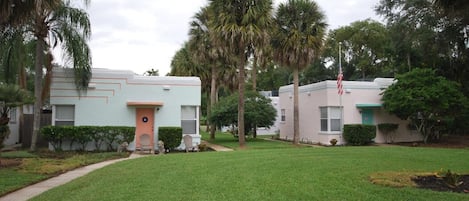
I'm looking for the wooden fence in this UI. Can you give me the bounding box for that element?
[20,113,51,148]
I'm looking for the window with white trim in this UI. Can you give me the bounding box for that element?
[9,108,16,123]
[281,109,286,122]
[55,105,75,126]
[181,106,197,134]
[320,107,342,132]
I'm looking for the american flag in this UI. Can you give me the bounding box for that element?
[337,68,343,95]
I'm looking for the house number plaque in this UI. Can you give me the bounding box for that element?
[142,116,148,123]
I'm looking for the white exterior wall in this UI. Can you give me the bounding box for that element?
[257,97,280,135]
[279,78,423,145]
[4,108,20,146]
[50,68,201,151]
[3,105,33,147]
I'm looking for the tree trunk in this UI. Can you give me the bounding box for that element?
[41,51,53,102]
[209,66,217,140]
[252,54,257,91]
[205,93,210,132]
[31,28,45,151]
[293,67,300,145]
[252,55,258,138]
[407,53,411,72]
[19,59,27,144]
[238,55,246,148]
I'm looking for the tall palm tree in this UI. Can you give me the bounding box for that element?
[170,43,211,131]
[144,68,159,76]
[209,0,273,148]
[272,0,327,145]
[30,0,92,150]
[434,0,469,24]
[188,6,222,140]
[0,0,36,29]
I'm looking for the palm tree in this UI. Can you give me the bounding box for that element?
[272,0,327,145]
[251,46,273,91]
[434,0,469,24]
[144,68,159,76]
[170,43,211,131]
[209,0,273,148]
[0,0,37,29]
[30,0,92,150]
[188,6,221,139]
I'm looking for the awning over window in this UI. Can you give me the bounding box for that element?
[355,103,382,108]
[126,101,164,107]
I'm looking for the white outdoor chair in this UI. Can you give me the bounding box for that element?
[137,133,153,154]
[183,135,198,152]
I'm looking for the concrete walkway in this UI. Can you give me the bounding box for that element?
[202,140,233,151]
[0,154,146,201]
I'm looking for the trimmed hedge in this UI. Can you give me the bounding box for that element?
[40,126,135,151]
[377,123,398,134]
[343,124,376,145]
[158,127,183,150]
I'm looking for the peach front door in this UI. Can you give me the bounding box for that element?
[135,108,155,148]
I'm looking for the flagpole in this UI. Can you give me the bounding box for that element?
[339,42,343,137]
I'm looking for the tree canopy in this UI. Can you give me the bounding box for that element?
[209,91,277,137]
[382,68,468,143]
[272,0,327,145]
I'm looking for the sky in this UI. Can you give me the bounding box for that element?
[60,0,382,76]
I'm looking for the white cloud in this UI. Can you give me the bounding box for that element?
[54,0,381,76]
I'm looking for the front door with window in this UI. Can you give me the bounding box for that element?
[135,108,155,148]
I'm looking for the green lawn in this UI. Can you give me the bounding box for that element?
[0,151,128,196]
[31,145,469,200]
[201,130,293,150]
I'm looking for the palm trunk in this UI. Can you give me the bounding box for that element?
[293,67,300,145]
[209,66,217,140]
[252,54,257,91]
[205,92,210,132]
[238,55,246,148]
[31,22,46,151]
[41,52,53,102]
[19,56,27,144]
[407,53,411,72]
[252,55,258,138]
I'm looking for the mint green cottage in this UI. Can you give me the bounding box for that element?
[50,67,201,151]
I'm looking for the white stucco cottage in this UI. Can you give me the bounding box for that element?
[50,67,201,151]
[279,78,423,145]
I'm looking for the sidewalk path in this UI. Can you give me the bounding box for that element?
[202,140,233,151]
[0,154,146,201]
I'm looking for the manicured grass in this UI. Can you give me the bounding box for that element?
[0,151,129,196]
[1,150,38,158]
[201,130,293,150]
[31,146,469,201]
[0,169,47,195]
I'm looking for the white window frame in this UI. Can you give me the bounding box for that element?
[280,109,286,122]
[319,106,342,133]
[181,106,198,135]
[9,107,17,124]
[54,105,75,126]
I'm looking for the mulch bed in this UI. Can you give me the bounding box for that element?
[413,175,469,193]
